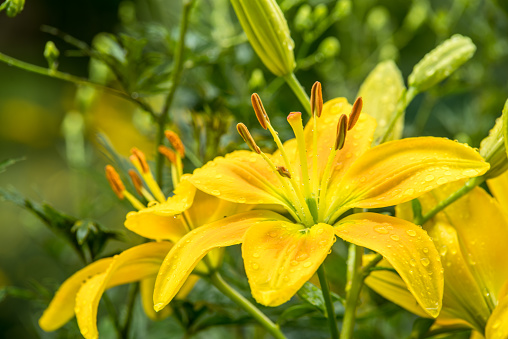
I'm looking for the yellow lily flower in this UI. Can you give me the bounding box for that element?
[364,170,508,338]
[152,84,489,316]
[40,139,252,339]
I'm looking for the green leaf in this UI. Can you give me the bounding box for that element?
[297,282,344,315]
[277,304,317,325]
[0,157,24,174]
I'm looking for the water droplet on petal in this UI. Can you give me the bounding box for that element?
[410,259,416,267]
[211,189,221,196]
[252,263,259,270]
[303,262,312,268]
[374,226,389,234]
[406,230,417,237]
[253,253,260,258]
[421,258,430,267]
[390,234,400,241]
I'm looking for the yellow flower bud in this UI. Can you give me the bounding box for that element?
[480,99,508,178]
[230,0,296,77]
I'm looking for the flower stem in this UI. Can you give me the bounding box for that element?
[155,0,195,185]
[340,245,363,339]
[317,265,339,339]
[283,73,311,116]
[414,176,484,225]
[209,271,286,339]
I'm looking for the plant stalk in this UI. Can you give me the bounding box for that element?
[317,265,340,339]
[340,245,363,339]
[283,72,311,116]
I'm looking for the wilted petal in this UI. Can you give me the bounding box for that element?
[153,210,289,311]
[327,137,489,218]
[334,213,443,317]
[243,221,335,306]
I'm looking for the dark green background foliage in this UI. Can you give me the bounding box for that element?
[0,0,507,338]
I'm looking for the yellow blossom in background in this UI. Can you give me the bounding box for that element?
[39,135,251,339]
[151,84,489,316]
[365,169,508,338]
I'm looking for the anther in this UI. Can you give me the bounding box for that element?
[164,130,185,158]
[158,145,177,165]
[237,123,261,154]
[130,148,150,173]
[310,82,323,117]
[276,166,291,179]
[128,169,144,196]
[105,165,125,199]
[335,114,348,150]
[348,97,363,131]
[251,93,270,129]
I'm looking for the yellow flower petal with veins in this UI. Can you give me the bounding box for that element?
[326,137,489,218]
[334,213,443,317]
[242,221,335,306]
[74,242,172,339]
[154,210,289,311]
[38,258,113,332]
[487,170,508,211]
[486,294,508,339]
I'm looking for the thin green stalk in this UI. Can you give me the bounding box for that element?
[155,0,195,185]
[0,51,156,119]
[209,271,286,339]
[340,245,363,339]
[120,283,139,339]
[103,293,122,339]
[414,176,484,225]
[283,72,311,116]
[317,265,339,339]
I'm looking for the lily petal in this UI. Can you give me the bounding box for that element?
[486,293,508,339]
[38,258,113,332]
[124,180,196,241]
[327,137,489,218]
[243,222,335,306]
[153,210,290,311]
[189,151,288,206]
[334,213,443,317]
[487,170,508,211]
[75,242,172,339]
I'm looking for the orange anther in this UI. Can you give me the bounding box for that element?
[128,169,144,196]
[310,82,323,118]
[130,148,150,173]
[348,97,363,131]
[164,131,185,158]
[158,145,177,165]
[251,93,270,130]
[237,123,261,154]
[105,165,125,199]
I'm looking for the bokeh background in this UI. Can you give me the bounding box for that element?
[1,0,508,338]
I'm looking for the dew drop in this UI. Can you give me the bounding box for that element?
[422,247,429,253]
[406,230,417,237]
[303,262,312,268]
[215,174,223,179]
[211,189,221,196]
[252,263,259,270]
[425,174,435,182]
[390,234,400,241]
[238,197,247,203]
[374,226,389,234]
[437,178,448,185]
[296,252,309,261]
[421,258,430,267]
[410,259,416,267]
[253,253,260,258]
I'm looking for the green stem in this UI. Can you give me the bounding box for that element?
[155,0,195,185]
[317,265,339,339]
[414,176,484,225]
[340,245,363,339]
[103,293,122,339]
[209,271,286,339]
[120,283,139,339]
[0,51,156,119]
[283,72,311,116]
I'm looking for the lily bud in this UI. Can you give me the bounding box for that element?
[479,100,508,178]
[2,0,24,17]
[44,41,60,71]
[408,34,476,93]
[237,123,261,154]
[230,0,296,77]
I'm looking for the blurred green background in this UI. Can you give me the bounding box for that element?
[1,0,508,338]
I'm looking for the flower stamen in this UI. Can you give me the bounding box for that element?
[310,81,323,198]
[348,97,363,131]
[130,148,166,203]
[105,165,145,210]
[128,169,155,202]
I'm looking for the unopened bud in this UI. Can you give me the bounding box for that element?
[105,165,125,199]
[348,97,363,130]
[251,93,270,129]
[130,148,150,173]
[128,169,144,196]
[480,100,508,178]
[164,130,185,158]
[276,166,291,179]
[2,0,24,17]
[237,123,261,154]
[310,82,323,118]
[230,0,296,77]
[158,145,177,165]
[408,34,476,93]
[44,41,59,71]
[336,114,348,150]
